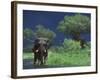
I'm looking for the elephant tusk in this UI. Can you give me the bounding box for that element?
[44,50,46,52]
[36,50,38,52]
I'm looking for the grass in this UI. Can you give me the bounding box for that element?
[23,48,91,67]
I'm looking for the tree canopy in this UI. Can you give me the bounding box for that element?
[23,28,34,42]
[23,24,56,43]
[34,24,56,41]
[57,14,90,40]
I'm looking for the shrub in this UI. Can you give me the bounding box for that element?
[63,39,80,51]
[50,46,64,53]
[50,39,90,54]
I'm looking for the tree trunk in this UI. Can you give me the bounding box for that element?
[80,39,86,49]
[72,33,86,49]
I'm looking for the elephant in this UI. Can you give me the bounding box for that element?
[32,38,49,65]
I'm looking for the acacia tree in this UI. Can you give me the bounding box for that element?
[34,24,56,42]
[57,14,90,48]
[23,25,56,42]
[23,28,34,52]
[23,28,34,42]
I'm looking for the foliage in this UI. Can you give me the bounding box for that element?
[46,50,90,66]
[57,14,90,40]
[50,39,90,54]
[23,24,56,42]
[23,28,34,42]
[50,39,81,53]
[23,25,56,52]
[58,14,90,34]
[62,39,80,51]
[50,46,64,53]
[34,24,56,41]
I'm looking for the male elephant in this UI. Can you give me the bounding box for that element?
[32,38,49,65]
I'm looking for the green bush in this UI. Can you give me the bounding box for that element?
[50,39,90,54]
[50,46,64,53]
[63,39,80,51]
[50,39,81,53]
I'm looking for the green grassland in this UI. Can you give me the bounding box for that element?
[23,49,90,67]
[23,39,91,67]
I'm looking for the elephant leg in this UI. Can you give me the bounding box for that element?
[33,53,37,65]
[39,57,43,65]
[44,52,48,64]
